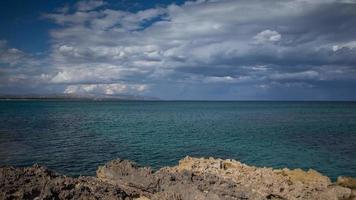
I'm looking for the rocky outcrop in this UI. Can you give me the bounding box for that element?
[337,176,356,189]
[0,164,128,200]
[336,176,356,200]
[1,156,355,200]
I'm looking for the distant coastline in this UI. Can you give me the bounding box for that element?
[0,94,160,101]
[1,97,355,102]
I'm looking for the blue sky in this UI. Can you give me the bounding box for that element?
[0,0,185,52]
[1,0,356,100]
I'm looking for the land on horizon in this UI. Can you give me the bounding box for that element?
[0,94,160,101]
[1,94,356,102]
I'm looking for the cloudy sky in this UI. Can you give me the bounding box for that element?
[1,0,356,100]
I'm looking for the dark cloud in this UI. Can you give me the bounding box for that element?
[0,0,356,99]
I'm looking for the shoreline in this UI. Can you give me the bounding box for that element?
[1,156,355,200]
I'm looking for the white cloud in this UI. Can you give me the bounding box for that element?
[76,0,106,11]
[332,41,356,51]
[253,30,281,44]
[58,45,74,53]
[270,71,319,81]
[50,64,124,84]
[203,75,252,83]
[0,40,33,66]
[204,76,236,83]
[64,83,148,95]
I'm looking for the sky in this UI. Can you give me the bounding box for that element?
[0,0,356,100]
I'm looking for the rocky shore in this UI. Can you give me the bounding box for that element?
[1,156,355,200]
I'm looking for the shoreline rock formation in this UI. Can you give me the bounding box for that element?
[1,156,355,200]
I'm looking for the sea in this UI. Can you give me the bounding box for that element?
[0,100,355,180]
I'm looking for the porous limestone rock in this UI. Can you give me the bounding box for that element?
[337,176,356,189]
[1,156,355,200]
[0,164,128,200]
[166,156,343,200]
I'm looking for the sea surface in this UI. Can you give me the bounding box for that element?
[0,101,355,180]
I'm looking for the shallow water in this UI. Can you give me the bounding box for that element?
[0,101,355,179]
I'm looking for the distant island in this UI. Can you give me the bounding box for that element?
[0,94,160,101]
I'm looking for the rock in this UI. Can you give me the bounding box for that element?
[97,159,158,198]
[97,157,265,199]
[328,185,351,200]
[171,156,338,199]
[0,164,128,200]
[134,196,150,200]
[278,168,331,188]
[1,156,355,200]
[352,189,356,197]
[337,176,356,189]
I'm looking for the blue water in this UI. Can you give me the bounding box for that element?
[0,101,355,180]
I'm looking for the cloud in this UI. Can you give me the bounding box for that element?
[253,30,281,44]
[64,83,148,95]
[76,0,106,11]
[269,70,319,81]
[2,0,356,99]
[0,40,27,66]
[332,41,356,51]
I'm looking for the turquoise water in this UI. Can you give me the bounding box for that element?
[0,101,355,179]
